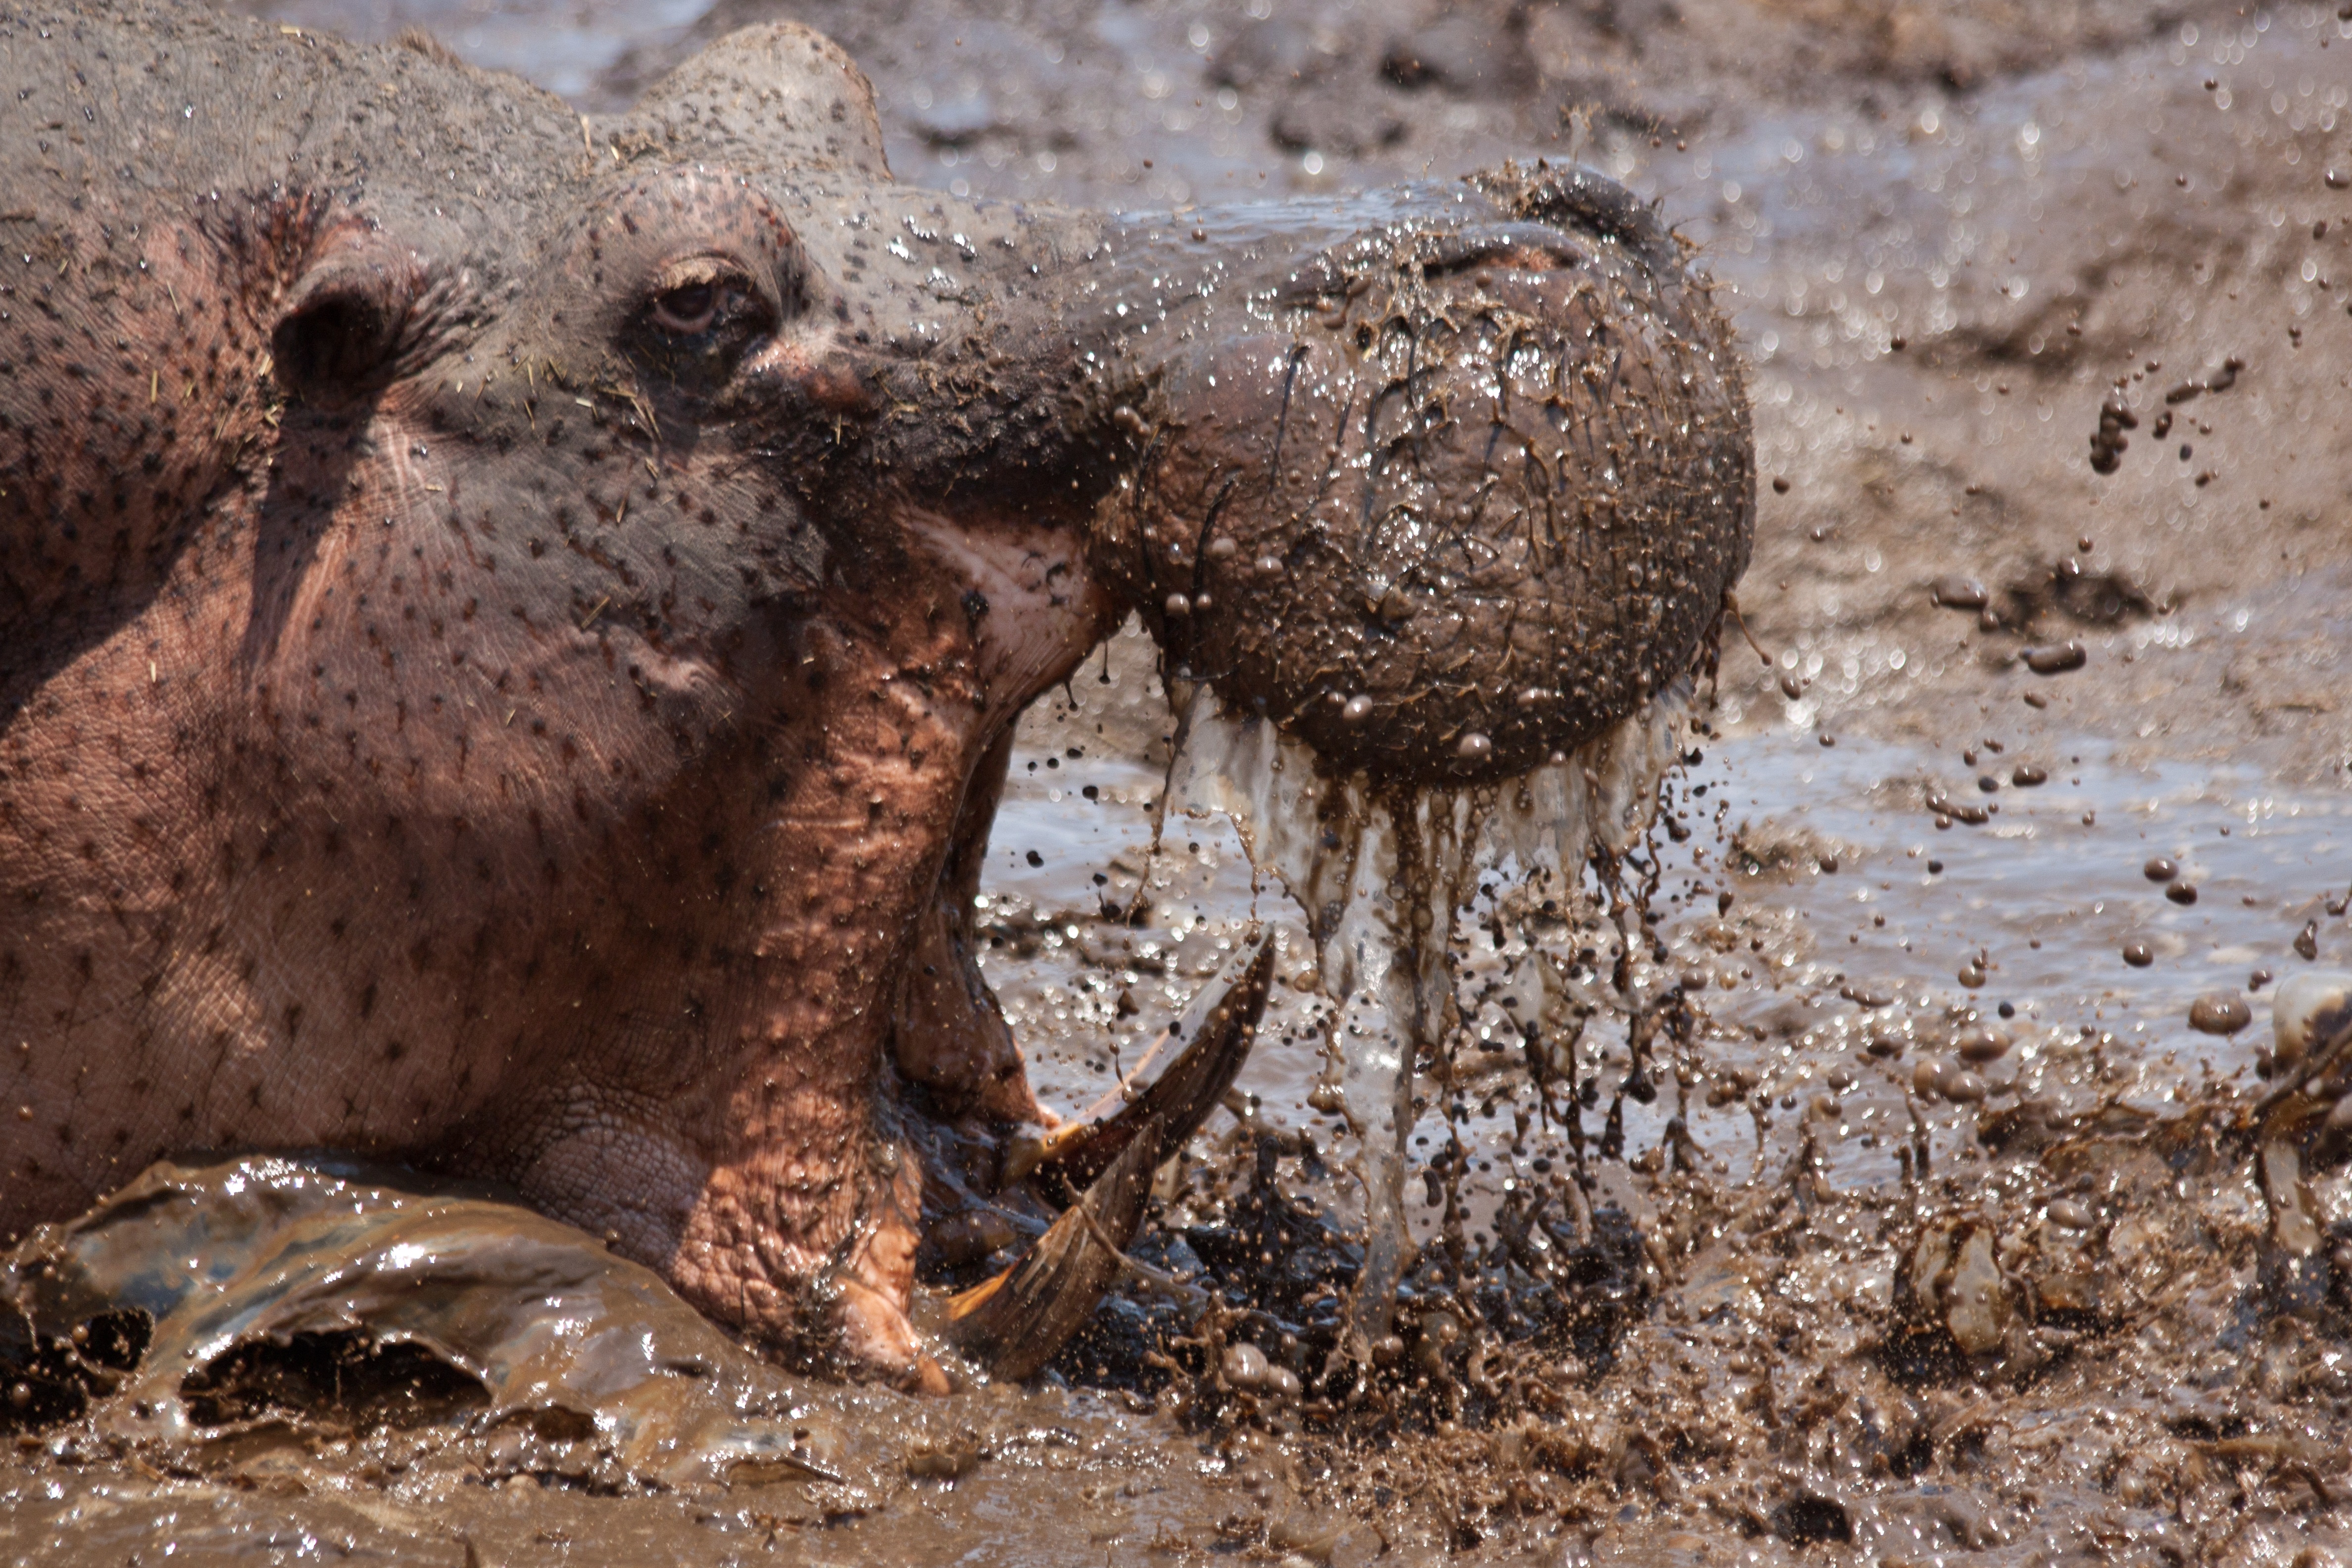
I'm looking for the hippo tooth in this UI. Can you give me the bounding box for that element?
[2272,969,2352,1076]
[1025,930,1273,1194]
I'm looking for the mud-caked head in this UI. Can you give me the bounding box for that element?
[0,4,1755,1396]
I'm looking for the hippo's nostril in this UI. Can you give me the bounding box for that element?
[271,268,407,406]
[1415,227,1584,281]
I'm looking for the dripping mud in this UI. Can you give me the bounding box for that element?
[13,0,2352,1561]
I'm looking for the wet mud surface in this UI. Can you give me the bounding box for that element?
[12,0,2352,1561]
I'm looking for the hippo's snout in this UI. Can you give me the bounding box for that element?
[1092,169,1753,784]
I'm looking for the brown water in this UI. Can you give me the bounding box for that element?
[11,0,2352,1561]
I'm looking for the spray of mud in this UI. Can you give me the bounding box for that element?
[1157,673,1700,1348]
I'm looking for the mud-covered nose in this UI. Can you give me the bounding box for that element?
[1114,168,1754,785]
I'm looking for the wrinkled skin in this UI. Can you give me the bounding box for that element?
[0,6,1750,1384]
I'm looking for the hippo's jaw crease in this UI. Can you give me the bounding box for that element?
[638,513,1112,1383]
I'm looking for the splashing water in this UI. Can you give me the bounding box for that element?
[1157,676,1699,1338]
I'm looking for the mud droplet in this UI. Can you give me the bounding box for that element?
[1957,1028,2009,1062]
[2010,765,2046,786]
[1930,576,1988,610]
[1911,1059,1952,1099]
[2143,857,2178,883]
[2296,921,2321,961]
[2164,882,2198,906]
[1771,475,1791,493]
[1456,732,1492,763]
[2023,642,2088,675]
[1817,854,1839,874]
[1221,1341,1269,1389]
[1942,1226,2009,1354]
[1165,592,1192,617]
[1341,694,1373,724]
[1943,1069,1987,1103]
[2046,1199,2093,1230]
[2122,941,2154,968]
[2187,993,2251,1035]
[2273,970,2352,1071]
[1957,961,1987,989]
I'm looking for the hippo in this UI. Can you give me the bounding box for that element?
[0,4,1751,1387]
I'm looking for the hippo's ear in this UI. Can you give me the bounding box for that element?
[620,23,891,181]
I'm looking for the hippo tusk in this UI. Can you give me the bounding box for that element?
[945,933,1276,1378]
[1001,928,1275,1195]
[945,1115,1162,1380]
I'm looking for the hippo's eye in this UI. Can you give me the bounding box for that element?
[644,256,764,342]
[651,281,720,335]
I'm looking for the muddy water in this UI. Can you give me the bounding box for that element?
[10,0,2352,1561]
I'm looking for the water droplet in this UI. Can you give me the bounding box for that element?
[2187,993,2251,1035]
[2024,642,2087,675]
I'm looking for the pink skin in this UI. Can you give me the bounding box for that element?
[0,376,1109,1386]
[4,49,1116,1382]
[0,179,1111,1380]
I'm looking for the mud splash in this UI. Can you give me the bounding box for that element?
[1158,676,1698,1341]
[1,1156,885,1492]
[0,1156,1264,1566]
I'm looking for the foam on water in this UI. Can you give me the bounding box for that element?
[1155,677,1698,1334]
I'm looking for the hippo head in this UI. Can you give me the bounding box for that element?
[0,17,1747,1387]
